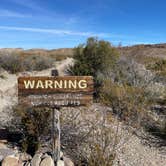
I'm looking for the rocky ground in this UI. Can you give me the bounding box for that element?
[113,129,166,166]
[0,57,165,166]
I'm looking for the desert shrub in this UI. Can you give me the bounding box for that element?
[147,59,166,71]
[60,108,120,166]
[144,122,166,147]
[49,54,73,61]
[108,57,166,100]
[12,105,52,155]
[139,56,161,65]
[0,53,54,73]
[143,94,166,147]
[146,59,166,76]
[99,57,158,126]
[68,37,119,95]
[9,105,120,165]
[0,53,23,73]
[23,55,54,71]
[108,57,155,87]
[100,80,149,127]
[99,56,166,148]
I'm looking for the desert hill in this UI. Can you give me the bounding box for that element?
[1,43,166,61]
[0,48,73,56]
[118,43,166,60]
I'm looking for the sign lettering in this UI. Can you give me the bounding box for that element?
[18,76,94,107]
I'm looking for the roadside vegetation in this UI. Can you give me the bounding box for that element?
[0,48,74,74]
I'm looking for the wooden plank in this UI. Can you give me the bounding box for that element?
[18,76,94,107]
[18,76,94,96]
[19,95,93,107]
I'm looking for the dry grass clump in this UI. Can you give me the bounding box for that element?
[10,105,52,156]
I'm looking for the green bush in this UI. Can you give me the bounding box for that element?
[68,37,119,96]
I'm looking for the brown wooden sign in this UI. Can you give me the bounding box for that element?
[18,76,94,107]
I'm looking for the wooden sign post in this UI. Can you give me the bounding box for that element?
[18,74,94,163]
[52,108,60,162]
[51,69,61,162]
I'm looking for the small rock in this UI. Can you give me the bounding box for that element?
[19,153,32,162]
[2,155,19,166]
[0,140,8,144]
[31,153,42,166]
[41,153,49,160]
[57,160,64,166]
[40,156,54,166]
[63,157,74,166]
[0,154,4,161]
[60,152,63,158]
[0,149,16,162]
[0,142,7,149]
[23,161,31,166]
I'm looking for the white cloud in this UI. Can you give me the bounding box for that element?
[0,26,113,38]
[0,9,31,18]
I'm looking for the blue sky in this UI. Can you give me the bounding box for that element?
[0,0,165,49]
